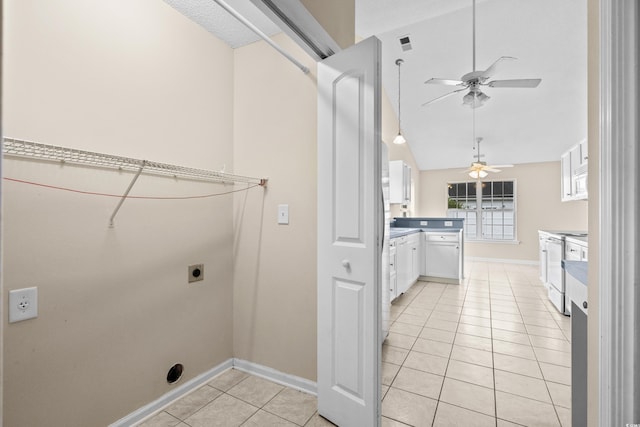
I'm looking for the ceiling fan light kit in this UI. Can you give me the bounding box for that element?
[422,0,542,109]
[469,169,488,179]
[464,137,514,179]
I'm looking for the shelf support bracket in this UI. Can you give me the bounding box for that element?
[109,161,146,228]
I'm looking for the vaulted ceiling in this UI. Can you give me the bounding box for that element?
[164,0,588,171]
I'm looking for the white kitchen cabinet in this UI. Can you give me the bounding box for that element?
[539,232,549,285]
[389,242,398,301]
[408,233,421,285]
[561,140,588,201]
[389,160,411,204]
[395,237,410,295]
[390,232,421,300]
[422,231,462,284]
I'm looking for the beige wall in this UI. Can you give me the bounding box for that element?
[586,0,599,423]
[232,35,318,381]
[3,1,235,425]
[300,0,355,49]
[418,162,589,261]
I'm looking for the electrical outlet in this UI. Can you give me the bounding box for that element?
[188,264,204,283]
[9,287,38,323]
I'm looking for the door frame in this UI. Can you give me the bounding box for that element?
[597,0,639,424]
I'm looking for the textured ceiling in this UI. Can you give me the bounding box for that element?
[162,0,280,48]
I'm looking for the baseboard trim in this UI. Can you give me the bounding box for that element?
[110,358,317,426]
[466,257,538,266]
[233,358,317,396]
[110,358,233,427]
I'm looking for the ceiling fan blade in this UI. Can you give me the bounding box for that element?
[490,164,514,168]
[479,56,517,79]
[484,167,502,173]
[425,78,466,86]
[487,79,542,88]
[421,87,467,107]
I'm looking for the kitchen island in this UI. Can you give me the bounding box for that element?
[388,218,464,301]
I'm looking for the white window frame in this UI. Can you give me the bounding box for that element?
[446,180,517,242]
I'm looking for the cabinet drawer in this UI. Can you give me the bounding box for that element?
[565,242,582,261]
[424,233,459,242]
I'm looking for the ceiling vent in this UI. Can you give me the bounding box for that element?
[399,35,412,51]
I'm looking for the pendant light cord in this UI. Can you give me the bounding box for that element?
[396,59,404,134]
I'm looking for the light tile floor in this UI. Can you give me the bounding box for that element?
[137,368,334,427]
[137,261,571,427]
[382,261,571,427]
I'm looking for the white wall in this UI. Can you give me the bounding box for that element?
[418,161,588,261]
[3,1,235,425]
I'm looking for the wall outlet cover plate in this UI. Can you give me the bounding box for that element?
[9,287,38,323]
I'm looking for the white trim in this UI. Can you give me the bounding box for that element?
[233,359,317,396]
[109,358,233,427]
[109,358,317,427]
[465,256,538,266]
[599,0,639,425]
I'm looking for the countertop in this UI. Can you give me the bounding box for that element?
[389,228,421,238]
[563,260,588,286]
[565,235,588,245]
[539,229,588,238]
[389,227,461,239]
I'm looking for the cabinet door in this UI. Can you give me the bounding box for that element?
[396,240,410,294]
[539,235,548,284]
[403,164,412,204]
[579,139,588,165]
[561,152,572,200]
[389,244,397,300]
[408,235,420,282]
[424,242,459,279]
[389,161,404,204]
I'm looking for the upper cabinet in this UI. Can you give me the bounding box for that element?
[389,160,411,204]
[561,140,588,201]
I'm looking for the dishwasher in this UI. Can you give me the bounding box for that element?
[545,235,567,314]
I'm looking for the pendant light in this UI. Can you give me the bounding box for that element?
[393,58,407,145]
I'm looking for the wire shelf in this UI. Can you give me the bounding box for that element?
[3,137,267,227]
[2,137,267,186]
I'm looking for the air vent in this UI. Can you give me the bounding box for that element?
[399,35,412,51]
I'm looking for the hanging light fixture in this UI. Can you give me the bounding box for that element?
[468,169,489,179]
[393,58,406,145]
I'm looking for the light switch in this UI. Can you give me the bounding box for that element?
[278,204,289,225]
[420,221,428,226]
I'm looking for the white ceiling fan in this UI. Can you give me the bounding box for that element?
[465,137,513,178]
[422,0,542,109]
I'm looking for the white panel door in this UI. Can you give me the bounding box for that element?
[317,36,381,427]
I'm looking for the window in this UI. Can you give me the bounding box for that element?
[447,180,516,241]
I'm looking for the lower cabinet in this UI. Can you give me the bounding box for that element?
[390,233,421,300]
[422,231,462,283]
[390,229,463,301]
